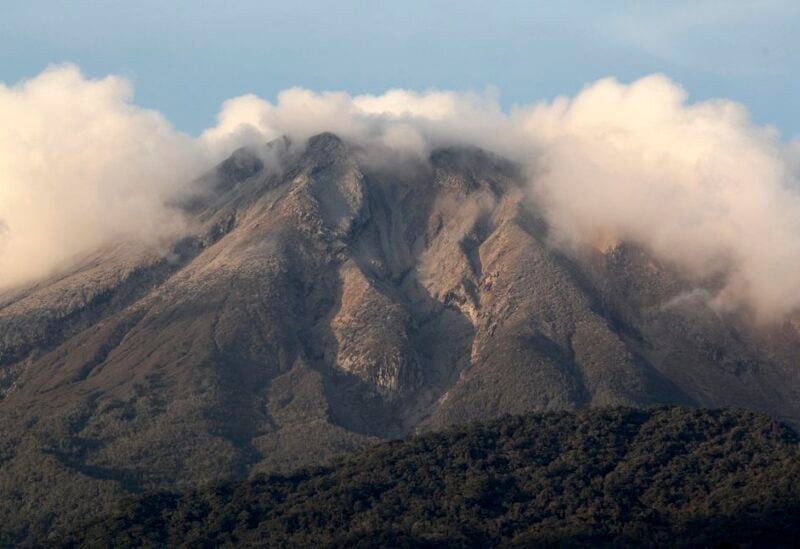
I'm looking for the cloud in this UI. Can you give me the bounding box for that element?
[0,64,208,288]
[200,86,508,156]
[518,75,800,321]
[3,65,800,321]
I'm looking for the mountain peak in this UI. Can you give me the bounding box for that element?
[305,131,346,155]
[3,135,800,540]
[216,147,264,191]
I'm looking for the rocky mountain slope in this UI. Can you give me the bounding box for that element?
[55,407,800,547]
[2,133,800,540]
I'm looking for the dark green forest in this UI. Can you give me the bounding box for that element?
[57,407,800,548]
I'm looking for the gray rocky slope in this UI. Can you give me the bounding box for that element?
[1,133,800,539]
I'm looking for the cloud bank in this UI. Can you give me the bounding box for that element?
[2,64,800,320]
[0,65,204,288]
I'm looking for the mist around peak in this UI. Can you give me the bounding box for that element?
[2,65,799,320]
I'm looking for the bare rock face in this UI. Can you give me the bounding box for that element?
[2,132,800,541]
[331,261,422,399]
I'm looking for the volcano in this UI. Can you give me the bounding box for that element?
[2,133,800,540]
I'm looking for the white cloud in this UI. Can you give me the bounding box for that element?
[517,75,800,320]
[3,65,800,321]
[0,64,206,288]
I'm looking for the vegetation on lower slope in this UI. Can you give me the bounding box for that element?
[57,407,800,547]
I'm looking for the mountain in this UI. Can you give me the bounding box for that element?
[2,133,800,540]
[56,407,800,547]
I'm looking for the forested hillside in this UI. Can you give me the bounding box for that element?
[58,407,800,548]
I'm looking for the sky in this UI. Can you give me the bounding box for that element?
[1,0,798,138]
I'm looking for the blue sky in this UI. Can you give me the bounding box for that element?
[2,0,798,138]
